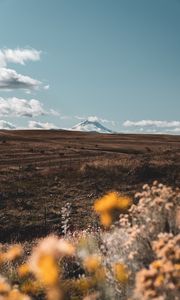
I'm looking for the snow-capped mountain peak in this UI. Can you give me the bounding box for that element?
[71,119,113,133]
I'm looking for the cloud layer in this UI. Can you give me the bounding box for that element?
[123,120,180,134]
[0,120,58,130]
[0,120,16,129]
[28,120,57,129]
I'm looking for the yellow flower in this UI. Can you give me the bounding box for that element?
[174,263,180,270]
[154,275,164,287]
[83,255,101,273]
[46,286,62,300]
[100,212,112,227]
[116,196,132,211]
[75,277,93,292]
[57,240,75,256]
[0,253,5,264]
[18,263,31,278]
[94,192,132,214]
[94,267,106,282]
[113,263,129,283]
[94,192,119,213]
[151,260,162,269]
[7,288,30,300]
[94,192,132,227]
[21,280,41,294]
[4,245,23,261]
[0,277,11,294]
[37,254,59,287]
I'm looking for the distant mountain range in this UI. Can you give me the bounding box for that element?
[70,119,114,133]
[0,119,114,133]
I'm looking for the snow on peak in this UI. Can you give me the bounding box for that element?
[71,119,113,133]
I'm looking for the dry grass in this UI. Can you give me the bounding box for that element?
[1,131,180,242]
[80,157,138,174]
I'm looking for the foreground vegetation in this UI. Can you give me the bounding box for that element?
[0,182,179,300]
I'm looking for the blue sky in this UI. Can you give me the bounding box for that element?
[0,0,180,133]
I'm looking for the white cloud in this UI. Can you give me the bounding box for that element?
[122,120,180,135]
[0,47,47,91]
[44,84,50,90]
[0,97,61,118]
[0,48,41,67]
[0,68,41,91]
[123,120,180,128]
[48,109,69,119]
[49,109,60,116]
[0,120,16,129]
[28,120,57,130]
[0,97,46,117]
[87,116,99,122]
[75,115,116,126]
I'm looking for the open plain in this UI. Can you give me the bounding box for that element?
[0,130,180,242]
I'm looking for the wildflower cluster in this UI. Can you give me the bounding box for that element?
[95,182,180,299]
[94,192,132,227]
[129,181,180,239]
[0,182,179,300]
[133,233,180,300]
[0,244,30,300]
[0,237,75,300]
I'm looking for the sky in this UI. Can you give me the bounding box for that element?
[0,0,180,133]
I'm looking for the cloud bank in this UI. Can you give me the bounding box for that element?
[28,121,57,130]
[0,120,58,130]
[123,120,180,134]
[0,120,16,129]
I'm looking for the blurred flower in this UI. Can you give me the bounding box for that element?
[94,267,106,282]
[4,245,23,261]
[83,292,100,300]
[29,235,75,284]
[83,255,101,273]
[113,263,129,283]
[7,288,30,300]
[46,286,62,300]
[36,254,59,286]
[18,263,30,278]
[75,277,93,292]
[100,212,112,228]
[133,233,180,300]
[0,276,11,294]
[21,280,41,294]
[94,192,132,214]
[154,274,164,287]
[94,192,132,227]
[0,252,5,264]
[28,235,74,300]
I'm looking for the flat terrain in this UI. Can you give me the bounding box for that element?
[0,130,180,242]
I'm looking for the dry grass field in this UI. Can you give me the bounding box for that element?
[0,130,180,242]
